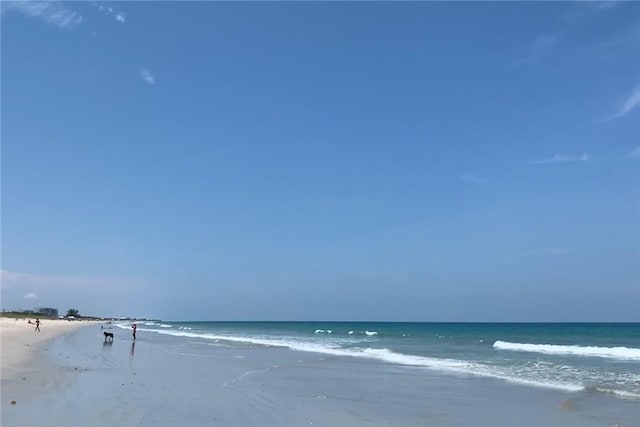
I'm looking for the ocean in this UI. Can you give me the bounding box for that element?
[3,321,639,426]
[125,321,640,399]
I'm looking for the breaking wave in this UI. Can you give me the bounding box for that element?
[347,330,378,336]
[112,324,640,399]
[493,341,640,361]
[136,328,593,394]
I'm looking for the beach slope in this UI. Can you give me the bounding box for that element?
[1,317,92,402]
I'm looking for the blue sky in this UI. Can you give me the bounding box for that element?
[2,1,638,321]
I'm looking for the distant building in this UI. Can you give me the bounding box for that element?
[38,307,58,317]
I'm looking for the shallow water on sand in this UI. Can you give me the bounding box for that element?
[1,323,638,426]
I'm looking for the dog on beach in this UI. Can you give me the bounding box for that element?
[103,331,114,341]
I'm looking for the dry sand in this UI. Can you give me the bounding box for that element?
[0,317,94,403]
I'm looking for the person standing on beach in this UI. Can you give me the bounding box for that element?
[34,318,41,332]
[132,323,137,340]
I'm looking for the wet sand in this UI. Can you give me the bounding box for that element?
[1,317,94,403]
[2,323,638,427]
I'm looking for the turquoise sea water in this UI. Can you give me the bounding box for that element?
[4,321,639,426]
[121,321,640,399]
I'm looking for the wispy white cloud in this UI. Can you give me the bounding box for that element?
[513,33,560,65]
[514,1,621,65]
[532,153,590,165]
[587,1,620,12]
[602,87,640,120]
[1,270,150,317]
[459,172,488,185]
[139,68,156,85]
[2,0,83,29]
[626,147,640,159]
[93,2,126,24]
[24,292,38,300]
[581,28,640,61]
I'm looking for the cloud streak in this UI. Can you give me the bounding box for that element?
[514,2,621,66]
[139,68,156,85]
[626,147,640,159]
[24,292,38,300]
[513,33,559,65]
[532,153,590,165]
[588,1,620,12]
[2,0,83,29]
[603,87,640,120]
[93,2,126,24]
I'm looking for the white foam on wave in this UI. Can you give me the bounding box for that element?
[493,341,640,361]
[314,329,332,334]
[290,344,584,393]
[594,388,640,400]
[117,322,174,329]
[147,329,584,393]
[347,330,379,336]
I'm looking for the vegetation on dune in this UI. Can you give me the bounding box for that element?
[66,308,80,318]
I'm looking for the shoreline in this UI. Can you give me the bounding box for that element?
[1,321,637,426]
[0,317,95,404]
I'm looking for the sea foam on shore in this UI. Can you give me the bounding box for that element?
[2,322,638,427]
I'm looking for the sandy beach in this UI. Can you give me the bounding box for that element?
[1,317,94,403]
[0,321,637,427]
